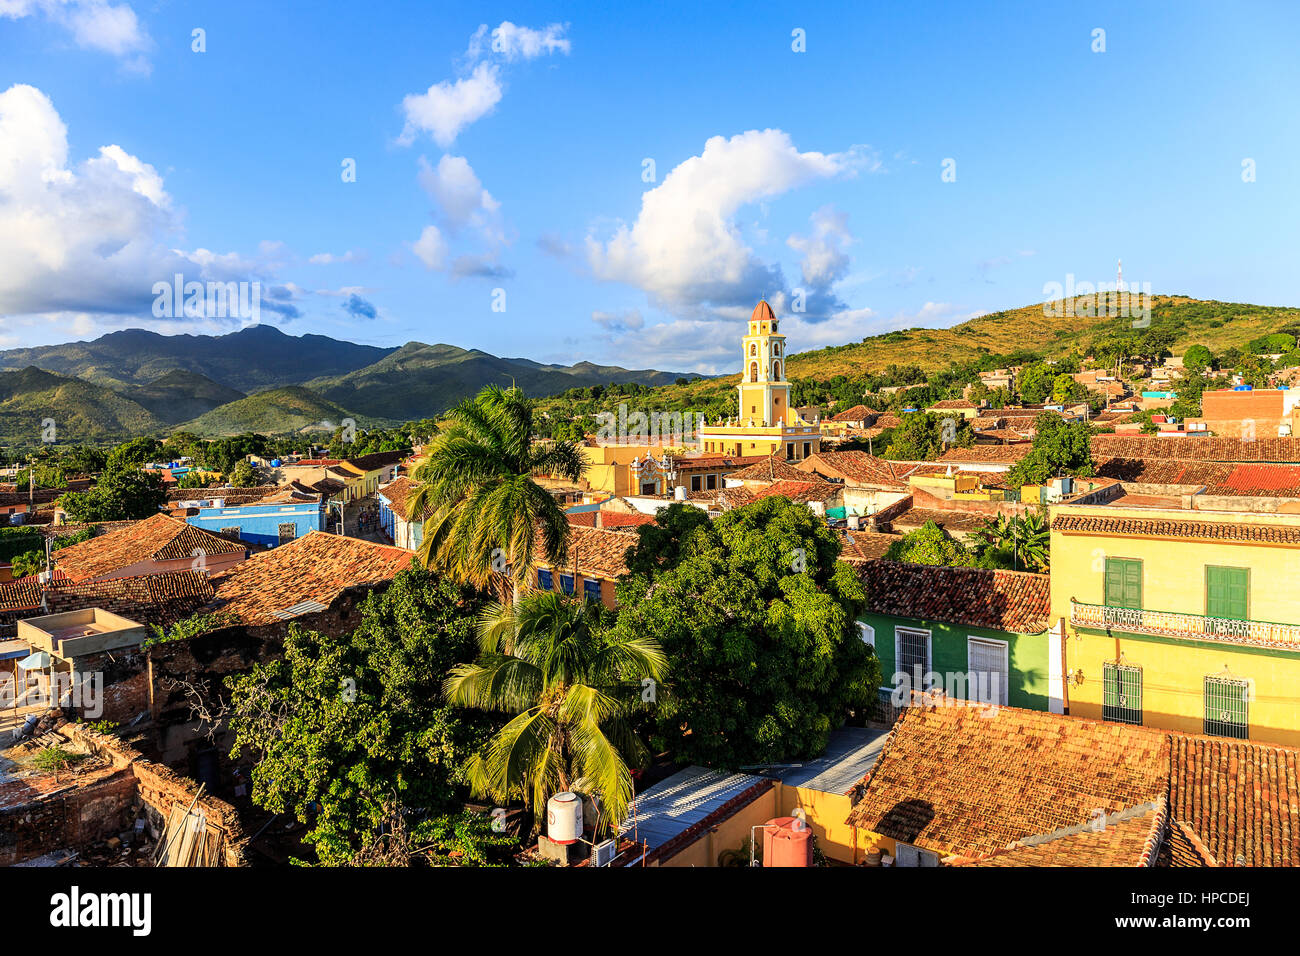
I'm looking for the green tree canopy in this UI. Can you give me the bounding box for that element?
[882,519,976,567]
[612,498,879,768]
[226,568,492,864]
[1182,344,1212,374]
[1005,414,1096,486]
[57,465,165,522]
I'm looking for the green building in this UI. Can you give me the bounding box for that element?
[858,560,1055,713]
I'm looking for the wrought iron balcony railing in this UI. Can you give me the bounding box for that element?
[1070,599,1300,648]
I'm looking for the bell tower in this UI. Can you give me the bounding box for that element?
[736,300,791,427]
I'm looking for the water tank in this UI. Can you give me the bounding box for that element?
[211,498,225,509]
[674,485,687,501]
[763,816,812,867]
[270,459,282,468]
[547,792,582,845]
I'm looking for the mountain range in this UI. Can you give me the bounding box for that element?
[0,326,692,442]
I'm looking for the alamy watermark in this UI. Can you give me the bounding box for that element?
[1,670,103,721]
[1041,274,1152,327]
[595,404,706,447]
[152,274,261,326]
[890,668,1002,717]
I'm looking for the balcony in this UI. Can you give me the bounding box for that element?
[1070,599,1300,649]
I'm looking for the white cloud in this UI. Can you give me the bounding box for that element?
[787,205,852,288]
[411,225,448,270]
[586,129,873,314]
[2,0,151,67]
[309,250,361,265]
[591,308,644,332]
[397,21,570,147]
[0,84,292,335]
[398,61,503,148]
[417,154,500,236]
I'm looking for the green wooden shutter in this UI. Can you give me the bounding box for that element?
[1105,558,1142,609]
[1206,566,1249,620]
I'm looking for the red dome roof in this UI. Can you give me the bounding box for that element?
[751,300,776,323]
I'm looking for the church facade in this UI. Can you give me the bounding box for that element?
[697,301,822,460]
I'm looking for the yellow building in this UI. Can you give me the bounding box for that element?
[536,442,672,499]
[1050,499,1300,747]
[698,301,821,460]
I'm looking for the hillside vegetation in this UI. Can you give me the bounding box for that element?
[179,386,367,437]
[0,367,165,443]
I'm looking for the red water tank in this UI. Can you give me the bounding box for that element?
[762,816,812,867]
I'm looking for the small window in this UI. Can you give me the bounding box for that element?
[1104,557,1143,610]
[773,343,780,356]
[640,482,657,495]
[895,627,931,690]
[857,623,875,648]
[967,637,1009,706]
[772,361,781,379]
[560,574,575,596]
[786,443,795,459]
[750,362,759,381]
[1103,662,1143,725]
[803,442,811,458]
[750,344,756,356]
[1206,566,1249,620]
[706,475,717,490]
[691,475,702,492]
[277,523,296,545]
[583,578,603,603]
[1204,675,1250,739]
[538,569,553,590]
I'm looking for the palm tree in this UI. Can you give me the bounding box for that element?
[407,385,586,601]
[444,591,667,831]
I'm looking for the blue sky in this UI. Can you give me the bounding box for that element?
[0,1,1297,373]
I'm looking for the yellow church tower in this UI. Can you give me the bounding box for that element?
[697,301,821,460]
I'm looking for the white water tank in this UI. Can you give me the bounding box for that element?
[674,485,687,501]
[547,791,582,845]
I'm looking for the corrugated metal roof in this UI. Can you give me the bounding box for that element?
[761,727,891,795]
[620,766,766,853]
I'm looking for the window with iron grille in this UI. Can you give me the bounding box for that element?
[583,578,602,603]
[537,569,553,591]
[894,627,931,689]
[1102,662,1143,725]
[1204,676,1250,739]
[560,574,575,596]
[277,522,296,545]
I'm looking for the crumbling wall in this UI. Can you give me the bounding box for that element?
[63,723,248,866]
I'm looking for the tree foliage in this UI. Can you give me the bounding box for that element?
[445,590,665,831]
[612,498,879,768]
[1005,414,1096,486]
[57,464,165,522]
[226,568,491,865]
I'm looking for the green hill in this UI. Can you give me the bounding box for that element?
[0,367,166,444]
[180,386,366,437]
[0,326,394,393]
[124,370,247,425]
[304,342,689,420]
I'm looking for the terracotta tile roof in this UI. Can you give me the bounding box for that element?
[946,799,1167,867]
[798,451,917,487]
[750,479,841,505]
[566,510,598,527]
[1052,512,1300,546]
[976,429,1033,443]
[0,577,44,613]
[889,507,990,534]
[1092,435,1300,463]
[669,453,769,472]
[1167,735,1300,866]
[837,531,902,564]
[969,416,1003,430]
[42,569,216,627]
[344,450,404,473]
[376,476,429,520]
[929,399,979,410]
[726,455,811,484]
[716,486,756,509]
[164,486,280,506]
[860,559,1052,633]
[872,414,903,430]
[843,702,1171,856]
[51,513,245,583]
[598,512,656,528]
[1157,819,1220,867]
[205,532,414,626]
[937,444,1031,463]
[831,404,874,422]
[535,525,638,580]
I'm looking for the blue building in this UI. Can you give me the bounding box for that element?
[182,490,327,548]
[375,477,423,550]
